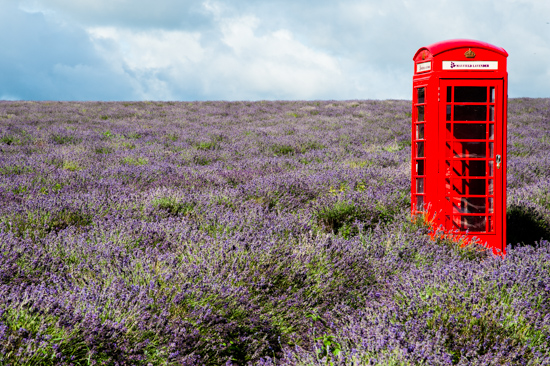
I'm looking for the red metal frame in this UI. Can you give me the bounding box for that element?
[411,39,508,255]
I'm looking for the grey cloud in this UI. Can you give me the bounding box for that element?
[0,2,138,100]
[5,0,550,101]
[212,0,550,98]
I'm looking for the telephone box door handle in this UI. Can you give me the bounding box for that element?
[496,155,501,169]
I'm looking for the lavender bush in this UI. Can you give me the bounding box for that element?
[0,99,549,365]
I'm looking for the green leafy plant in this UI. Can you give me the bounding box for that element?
[95,146,114,154]
[122,156,148,166]
[102,130,114,138]
[63,161,81,171]
[271,144,295,156]
[6,208,92,239]
[152,197,196,217]
[1,134,21,145]
[315,334,342,359]
[316,200,357,235]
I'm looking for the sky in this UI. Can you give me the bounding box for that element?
[1,0,549,101]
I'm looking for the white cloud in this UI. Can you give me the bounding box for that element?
[0,1,139,101]
[215,14,345,99]
[5,0,550,100]
[88,27,205,69]
[86,7,351,100]
[0,94,20,101]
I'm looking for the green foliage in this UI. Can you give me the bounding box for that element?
[0,306,172,365]
[418,285,544,364]
[510,142,531,157]
[0,307,90,365]
[38,183,64,195]
[195,134,224,150]
[51,134,80,145]
[153,197,196,217]
[101,130,114,138]
[0,134,21,145]
[308,313,342,361]
[6,209,92,239]
[11,185,28,194]
[121,156,148,166]
[383,139,410,152]
[125,132,142,139]
[94,146,114,154]
[271,143,295,156]
[193,155,211,165]
[431,234,490,262]
[315,189,409,238]
[0,165,31,175]
[168,292,282,365]
[211,194,235,209]
[315,334,342,359]
[300,141,326,153]
[4,99,549,364]
[166,133,178,141]
[533,190,550,211]
[196,141,214,150]
[63,161,81,171]
[316,200,358,235]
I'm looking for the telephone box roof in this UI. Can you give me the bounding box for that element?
[413,39,508,60]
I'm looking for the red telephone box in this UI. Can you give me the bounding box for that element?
[411,39,508,255]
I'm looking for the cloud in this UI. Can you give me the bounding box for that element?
[200,12,349,100]
[5,0,550,100]
[0,1,138,100]
[20,0,213,30]
[88,27,206,100]
[87,7,354,100]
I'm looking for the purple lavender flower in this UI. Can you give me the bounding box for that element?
[0,99,549,364]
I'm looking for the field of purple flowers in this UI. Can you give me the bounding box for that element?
[0,99,550,365]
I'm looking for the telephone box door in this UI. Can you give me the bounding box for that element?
[439,79,504,248]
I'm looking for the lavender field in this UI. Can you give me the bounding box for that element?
[1,99,550,365]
